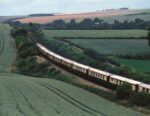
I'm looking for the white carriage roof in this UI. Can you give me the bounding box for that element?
[37,43,63,59]
[73,62,89,69]
[61,57,74,63]
[88,67,110,76]
[110,74,141,85]
[140,83,150,89]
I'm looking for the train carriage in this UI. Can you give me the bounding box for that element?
[47,51,55,60]
[72,62,89,74]
[109,74,141,91]
[53,54,63,64]
[88,68,110,81]
[139,84,150,93]
[61,57,73,68]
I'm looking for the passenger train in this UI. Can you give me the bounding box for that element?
[35,43,150,93]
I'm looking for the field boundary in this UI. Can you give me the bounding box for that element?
[0,31,5,56]
[54,37,147,40]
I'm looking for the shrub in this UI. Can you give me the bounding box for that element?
[116,83,132,99]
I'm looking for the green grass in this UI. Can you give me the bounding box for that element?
[0,73,145,116]
[67,39,150,55]
[116,58,150,73]
[43,29,148,38]
[0,23,16,72]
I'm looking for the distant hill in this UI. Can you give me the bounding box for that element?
[0,16,26,23]
[15,9,150,24]
[28,13,54,17]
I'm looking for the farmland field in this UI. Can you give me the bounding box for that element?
[0,73,145,116]
[116,58,150,73]
[66,39,150,55]
[0,24,16,72]
[43,29,148,38]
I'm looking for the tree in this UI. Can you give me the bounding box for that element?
[52,19,66,29]
[80,18,94,29]
[93,18,99,24]
[67,19,78,29]
[116,83,132,99]
[148,30,150,46]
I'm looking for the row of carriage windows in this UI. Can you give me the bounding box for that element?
[89,71,107,81]
[73,66,86,73]
[62,61,72,67]
[140,87,150,93]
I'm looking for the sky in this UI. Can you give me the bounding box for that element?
[0,0,150,16]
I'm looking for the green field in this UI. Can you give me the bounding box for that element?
[0,73,145,116]
[43,29,148,38]
[116,58,150,73]
[67,39,150,55]
[0,24,16,72]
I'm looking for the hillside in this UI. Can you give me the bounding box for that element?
[16,9,150,24]
[0,73,145,116]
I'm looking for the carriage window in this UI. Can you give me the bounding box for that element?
[142,88,146,91]
[146,89,149,92]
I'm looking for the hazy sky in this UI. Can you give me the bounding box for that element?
[0,0,150,16]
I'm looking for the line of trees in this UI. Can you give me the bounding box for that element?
[148,30,150,46]
[9,17,150,30]
[41,18,150,30]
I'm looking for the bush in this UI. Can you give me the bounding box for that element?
[130,92,150,106]
[116,83,132,99]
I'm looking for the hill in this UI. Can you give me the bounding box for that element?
[16,9,150,24]
[28,14,54,17]
[0,16,26,23]
[0,73,145,116]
